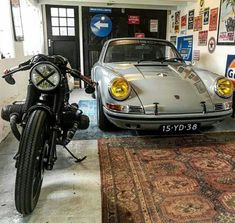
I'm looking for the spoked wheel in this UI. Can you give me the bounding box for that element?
[15,110,48,215]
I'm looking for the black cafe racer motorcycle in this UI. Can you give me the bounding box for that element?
[1,54,95,215]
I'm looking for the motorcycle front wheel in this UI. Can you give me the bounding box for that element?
[15,110,48,215]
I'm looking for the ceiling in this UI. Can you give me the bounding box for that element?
[38,0,197,10]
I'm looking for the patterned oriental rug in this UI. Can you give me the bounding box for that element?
[98,133,235,223]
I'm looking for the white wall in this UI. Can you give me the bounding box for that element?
[167,0,235,75]
[0,1,44,142]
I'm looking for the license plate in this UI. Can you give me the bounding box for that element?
[161,123,199,133]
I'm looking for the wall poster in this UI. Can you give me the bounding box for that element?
[170,36,177,46]
[198,30,208,46]
[204,8,210,25]
[188,10,194,30]
[209,8,218,31]
[181,15,187,31]
[175,11,180,33]
[194,16,203,31]
[177,35,193,61]
[217,0,235,45]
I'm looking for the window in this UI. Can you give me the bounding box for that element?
[50,7,75,36]
[0,0,15,59]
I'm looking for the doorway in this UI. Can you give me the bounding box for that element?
[45,5,80,70]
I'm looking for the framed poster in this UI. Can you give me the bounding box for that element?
[177,35,193,61]
[181,15,187,31]
[188,10,194,30]
[10,0,24,41]
[175,11,180,33]
[204,8,210,25]
[194,16,203,31]
[209,8,218,31]
[198,31,208,46]
[217,0,235,45]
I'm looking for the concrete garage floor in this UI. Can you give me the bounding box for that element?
[1,89,235,223]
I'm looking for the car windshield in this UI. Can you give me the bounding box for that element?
[104,39,182,63]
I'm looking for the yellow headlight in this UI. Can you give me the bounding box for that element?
[215,78,234,98]
[109,77,130,100]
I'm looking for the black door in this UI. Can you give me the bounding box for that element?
[46,5,80,70]
[82,7,167,76]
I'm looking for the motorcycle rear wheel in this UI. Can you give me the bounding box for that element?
[15,110,48,215]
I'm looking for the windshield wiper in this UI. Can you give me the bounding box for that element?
[137,57,166,64]
[163,57,184,62]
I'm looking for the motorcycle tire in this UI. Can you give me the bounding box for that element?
[15,110,48,215]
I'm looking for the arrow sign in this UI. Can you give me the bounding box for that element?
[94,21,109,29]
[90,14,112,37]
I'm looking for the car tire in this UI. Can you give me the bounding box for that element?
[97,89,111,131]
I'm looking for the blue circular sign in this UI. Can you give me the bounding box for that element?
[90,14,112,37]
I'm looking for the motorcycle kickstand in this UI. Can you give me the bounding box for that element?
[63,145,87,163]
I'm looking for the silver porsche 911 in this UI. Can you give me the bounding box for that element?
[91,38,233,133]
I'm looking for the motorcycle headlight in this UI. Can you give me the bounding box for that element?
[109,77,131,101]
[215,77,234,98]
[30,62,61,91]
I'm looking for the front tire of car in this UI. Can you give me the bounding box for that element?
[97,89,111,131]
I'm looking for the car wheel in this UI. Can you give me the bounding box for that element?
[97,89,111,131]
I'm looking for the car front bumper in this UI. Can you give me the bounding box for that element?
[103,107,233,130]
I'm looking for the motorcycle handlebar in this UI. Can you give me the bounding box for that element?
[68,68,96,87]
[2,64,32,78]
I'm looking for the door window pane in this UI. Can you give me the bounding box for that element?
[51,8,58,17]
[59,8,66,17]
[67,8,74,17]
[51,17,59,26]
[68,27,75,36]
[52,27,59,36]
[67,18,74,27]
[59,17,67,26]
[60,27,67,36]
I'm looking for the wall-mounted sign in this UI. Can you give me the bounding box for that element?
[181,15,187,31]
[150,19,158,32]
[128,16,140,25]
[194,16,202,31]
[90,14,112,37]
[135,33,145,38]
[188,10,194,30]
[170,36,177,46]
[198,30,208,46]
[177,35,193,61]
[208,37,216,54]
[209,8,218,31]
[217,0,235,45]
[89,8,112,13]
[225,55,235,84]
[175,11,180,33]
[193,50,200,61]
[204,8,209,25]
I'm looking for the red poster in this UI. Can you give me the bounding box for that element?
[181,15,187,30]
[209,8,218,31]
[194,16,202,31]
[135,33,145,38]
[128,15,140,25]
[198,30,208,46]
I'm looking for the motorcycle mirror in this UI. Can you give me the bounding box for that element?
[5,75,16,85]
[85,85,95,94]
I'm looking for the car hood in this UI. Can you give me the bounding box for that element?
[105,63,214,114]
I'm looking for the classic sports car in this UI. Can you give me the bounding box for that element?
[91,38,233,132]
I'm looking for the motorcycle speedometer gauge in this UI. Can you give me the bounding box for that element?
[30,62,61,91]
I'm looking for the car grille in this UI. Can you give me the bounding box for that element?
[214,103,224,111]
